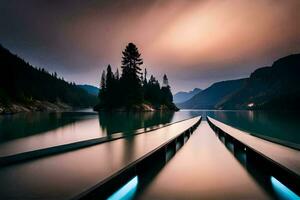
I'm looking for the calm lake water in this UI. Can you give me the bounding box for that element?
[0,109,299,156]
[0,109,199,156]
[205,110,300,149]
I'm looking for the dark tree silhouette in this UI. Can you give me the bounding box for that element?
[163,74,169,86]
[161,74,173,105]
[120,43,143,106]
[115,69,119,80]
[100,70,106,93]
[106,65,114,102]
[98,70,106,106]
[121,43,143,74]
[94,43,178,111]
[0,44,97,107]
[143,68,148,85]
[106,65,119,108]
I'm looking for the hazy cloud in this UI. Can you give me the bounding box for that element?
[1,0,300,92]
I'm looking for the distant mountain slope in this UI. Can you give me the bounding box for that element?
[78,85,99,96]
[178,79,247,109]
[0,44,97,112]
[173,88,202,103]
[219,54,300,110]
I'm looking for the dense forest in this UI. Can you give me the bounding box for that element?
[0,44,97,113]
[94,43,178,111]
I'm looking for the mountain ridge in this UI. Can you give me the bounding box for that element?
[173,88,202,103]
[219,53,300,110]
[178,79,247,109]
[179,53,300,110]
[78,85,99,96]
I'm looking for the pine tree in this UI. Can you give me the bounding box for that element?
[121,43,143,77]
[105,65,115,107]
[106,65,114,91]
[100,70,106,91]
[99,70,106,104]
[144,68,147,84]
[161,74,173,105]
[144,75,161,105]
[120,43,144,105]
[163,74,168,87]
[115,68,120,80]
[112,68,121,107]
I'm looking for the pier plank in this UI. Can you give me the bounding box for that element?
[208,117,300,177]
[139,121,270,200]
[0,117,200,200]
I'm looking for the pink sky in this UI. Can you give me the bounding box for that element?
[1,0,300,92]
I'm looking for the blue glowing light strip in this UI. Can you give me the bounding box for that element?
[271,176,300,200]
[107,176,138,200]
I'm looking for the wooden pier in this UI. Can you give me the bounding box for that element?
[207,116,300,195]
[139,120,271,199]
[1,116,299,199]
[0,117,201,200]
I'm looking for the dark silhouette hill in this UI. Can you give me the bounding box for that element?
[178,79,247,109]
[179,53,300,110]
[173,88,202,103]
[0,44,97,113]
[219,54,300,110]
[78,85,99,96]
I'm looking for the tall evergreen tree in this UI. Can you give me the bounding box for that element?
[120,43,143,105]
[162,74,169,87]
[99,70,106,104]
[105,65,116,108]
[121,43,143,76]
[144,75,161,105]
[115,68,120,80]
[112,68,121,106]
[100,70,106,92]
[144,68,148,84]
[106,65,114,91]
[161,74,173,105]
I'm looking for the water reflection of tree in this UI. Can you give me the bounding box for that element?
[0,112,95,142]
[98,111,175,135]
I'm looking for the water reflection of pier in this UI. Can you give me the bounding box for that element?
[207,117,300,196]
[0,116,299,199]
[0,117,200,200]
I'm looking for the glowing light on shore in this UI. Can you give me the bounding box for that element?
[247,103,254,108]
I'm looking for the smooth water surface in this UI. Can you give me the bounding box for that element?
[0,110,199,156]
[205,110,300,148]
[0,118,200,200]
[0,109,299,156]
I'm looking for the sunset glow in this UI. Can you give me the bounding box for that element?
[1,0,300,91]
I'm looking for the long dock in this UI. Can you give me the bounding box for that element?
[207,116,300,194]
[0,116,201,200]
[139,120,271,199]
[1,116,299,199]
[0,117,198,166]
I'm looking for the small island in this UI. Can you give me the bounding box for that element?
[94,43,179,112]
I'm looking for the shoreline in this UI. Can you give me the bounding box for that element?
[0,100,72,115]
[93,103,180,112]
